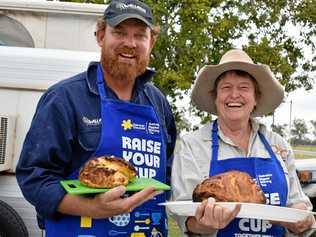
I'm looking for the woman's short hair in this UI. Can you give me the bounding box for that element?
[211,70,261,101]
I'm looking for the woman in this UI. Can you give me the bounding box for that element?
[170,49,315,236]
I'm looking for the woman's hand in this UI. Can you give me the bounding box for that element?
[186,197,241,234]
[278,202,315,234]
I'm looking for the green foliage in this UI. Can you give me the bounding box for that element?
[291,118,308,143]
[310,120,316,138]
[148,0,315,128]
[272,123,287,137]
[294,0,316,34]
[59,0,104,3]
[60,0,316,130]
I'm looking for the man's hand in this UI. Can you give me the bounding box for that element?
[90,186,158,219]
[58,186,159,218]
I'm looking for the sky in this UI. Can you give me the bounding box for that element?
[261,86,316,138]
[264,87,316,127]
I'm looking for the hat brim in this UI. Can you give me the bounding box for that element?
[107,14,153,29]
[191,61,284,117]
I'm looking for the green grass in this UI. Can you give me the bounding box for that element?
[168,215,182,236]
[293,145,316,152]
[294,154,316,159]
[293,145,316,159]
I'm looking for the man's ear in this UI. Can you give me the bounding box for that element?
[149,36,156,52]
[96,29,105,47]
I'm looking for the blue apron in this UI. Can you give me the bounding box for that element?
[45,63,167,237]
[210,120,287,237]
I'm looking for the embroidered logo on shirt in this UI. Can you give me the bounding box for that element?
[121,119,133,130]
[82,116,101,126]
[271,145,289,160]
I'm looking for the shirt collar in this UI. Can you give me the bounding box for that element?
[201,118,264,141]
[217,118,262,145]
[86,61,156,96]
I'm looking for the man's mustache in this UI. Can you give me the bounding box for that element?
[115,47,137,57]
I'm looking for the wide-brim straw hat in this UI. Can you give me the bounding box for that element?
[191,49,284,117]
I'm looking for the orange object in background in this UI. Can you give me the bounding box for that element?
[297,170,312,183]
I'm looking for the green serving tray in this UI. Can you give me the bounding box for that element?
[61,178,170,195]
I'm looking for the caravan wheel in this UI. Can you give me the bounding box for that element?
[0,200,28,237]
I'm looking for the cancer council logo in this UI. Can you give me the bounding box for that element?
[121,119,133,130]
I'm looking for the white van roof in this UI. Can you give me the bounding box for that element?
[0,0,106,15]
[0,46,100,91]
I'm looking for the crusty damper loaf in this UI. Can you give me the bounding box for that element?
[192,170,266,204]
[79,156,137,188]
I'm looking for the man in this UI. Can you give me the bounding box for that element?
[16,0,176,236]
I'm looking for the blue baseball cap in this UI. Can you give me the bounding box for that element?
[104,0,153,29]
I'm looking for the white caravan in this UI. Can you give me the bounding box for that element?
[0,45,100,237]
[0,0,104,236]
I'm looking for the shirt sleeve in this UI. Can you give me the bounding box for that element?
[16,89,75,218]
[283,143,315,237]
[285,145,313,210]
[170,135,216,237]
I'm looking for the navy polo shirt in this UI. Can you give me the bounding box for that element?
[16,62,176,219]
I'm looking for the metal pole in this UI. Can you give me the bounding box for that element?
[289,100,292,142]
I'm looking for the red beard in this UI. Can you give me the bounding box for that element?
[101,45,149,83]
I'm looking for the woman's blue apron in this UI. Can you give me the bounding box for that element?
[45,63,167,237]
[210,120,288,237]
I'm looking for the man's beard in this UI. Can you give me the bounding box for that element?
[101,45,149,83]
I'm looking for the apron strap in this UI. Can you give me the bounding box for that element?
[258,132,278,160]
[96,63,107,100]
[210,120,219,176]
[144,86,169,143]
[257,132,288,206]
[143,86,163,123]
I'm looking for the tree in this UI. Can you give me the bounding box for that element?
[58,0,104,3]
[61,0,316,127]
[310,120,316,138]
[272,123,287,138]
[290,118,308,144]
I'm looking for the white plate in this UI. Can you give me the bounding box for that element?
[160,201,316,223]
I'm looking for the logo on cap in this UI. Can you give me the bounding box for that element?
[116,2,147,14]
[104,0,153,28]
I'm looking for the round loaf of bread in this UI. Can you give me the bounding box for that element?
[79,156,137,188]
[192,170,266,204]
